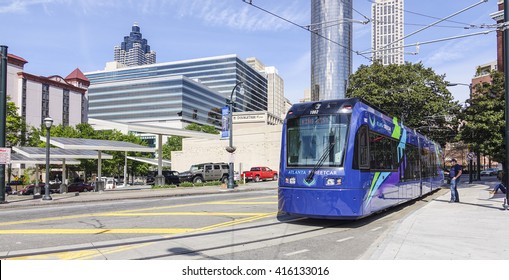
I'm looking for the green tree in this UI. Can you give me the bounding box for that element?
[185,123,219,134]
[5,97,26,146]
[162,136,183,160]
[458,71,505,165]
[347,62,462,146]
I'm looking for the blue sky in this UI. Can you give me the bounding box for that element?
[0,0,498,104]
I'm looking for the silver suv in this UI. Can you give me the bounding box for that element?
[179,162,230,184]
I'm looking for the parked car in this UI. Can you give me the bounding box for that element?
[481,168,499,176]
[179,163,229,184]
[146,170,180,185]
[19,183,60,195]
[67,182,94,192]
[104,178,116,190]
[242,167,278,182]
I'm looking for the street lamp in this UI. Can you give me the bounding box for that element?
[226,81,243,189]
[447,82,480,180]
[42,117,53,201]
[447,82,473,101]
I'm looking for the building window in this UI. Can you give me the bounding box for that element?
[41,84,50,123]
[21,78,27,121]
[63,89,70,126]
[81,94,87,123]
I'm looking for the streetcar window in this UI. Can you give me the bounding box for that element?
[403,145,420,180]
[354,125,370,170]
[421,147,431,178]
[369,131,398,171]
[286,114,349,167]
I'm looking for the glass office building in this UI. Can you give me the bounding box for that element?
[311,0,353,100]
[85,55,268,129]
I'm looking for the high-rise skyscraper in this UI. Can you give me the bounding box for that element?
[311,0,352,101]
[114,23,156,67]
[371,0,404,65]
[246,57,286,119]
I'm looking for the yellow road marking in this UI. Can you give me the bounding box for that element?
[75,243,153,260]
[205,202,276,205]
[0,214,97,226]
[0,196,278,227]
[192,212,278,233]
[117,196,277,213]
[1,195,279,260]
[0,228,194,234]
[6,212,278,260]
[70,212,278,260]
[10,243,152,260]
[0,212,277,235]
[100,212,272,216]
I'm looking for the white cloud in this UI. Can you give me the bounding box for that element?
[0,0,309,31]
[423,36,480,66]
[0,1,26,13]
[0,0,117,15]
[0,0,56,14]
[170,0,309,32]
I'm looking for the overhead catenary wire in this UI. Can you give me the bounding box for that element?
[242,0,372,61]
[372,20,497,30]
[367,0,484,29]
[373,0,489,54]
[359,29,497,55]
[243,0,493,61]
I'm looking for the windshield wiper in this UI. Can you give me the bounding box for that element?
[305,141,336,183]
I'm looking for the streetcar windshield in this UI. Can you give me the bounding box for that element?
[286,114,350,167]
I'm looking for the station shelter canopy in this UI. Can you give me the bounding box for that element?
[13,146,114,160]
[47,137,155,152]
[126,156,171,167]
[41,137,154,186]
[11,152,81,165]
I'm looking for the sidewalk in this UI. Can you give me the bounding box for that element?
[364,177,509,260]
[0,181,278,209]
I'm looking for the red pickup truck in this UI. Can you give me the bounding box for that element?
[242,167,278,182]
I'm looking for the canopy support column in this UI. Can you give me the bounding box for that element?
[155,134,164,186]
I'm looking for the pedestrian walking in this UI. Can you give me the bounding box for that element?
[449,158,462,203]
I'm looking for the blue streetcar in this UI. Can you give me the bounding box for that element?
[278,98,444,219]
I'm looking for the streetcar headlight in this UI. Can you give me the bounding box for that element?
[325,177,343,186]
[285,177,296,184]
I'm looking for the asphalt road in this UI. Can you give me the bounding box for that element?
[0,187,448,260]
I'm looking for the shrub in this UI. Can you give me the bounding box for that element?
[180,182,194,188]
[204,180,222,186]
[151,184,177,189]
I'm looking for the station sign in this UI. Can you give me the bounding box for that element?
[0,147,11,165]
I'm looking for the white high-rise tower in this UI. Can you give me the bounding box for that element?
[372,0,405,65]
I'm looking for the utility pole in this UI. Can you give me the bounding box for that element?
[0,46,8,204]
[504,0,509,209]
